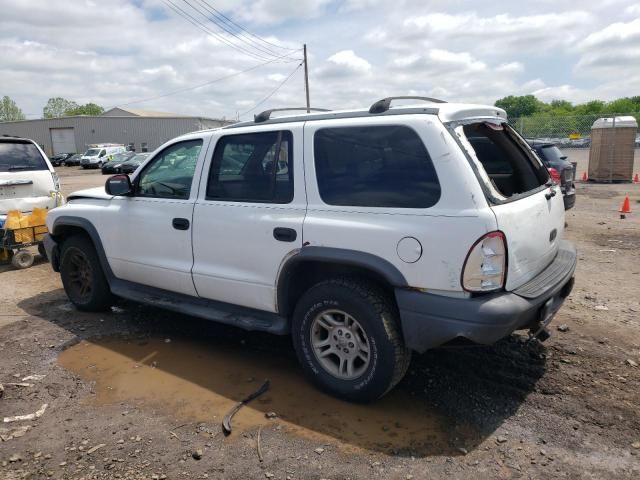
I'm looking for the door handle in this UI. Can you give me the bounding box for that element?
[273,227,297,242]
[172,218,190,230]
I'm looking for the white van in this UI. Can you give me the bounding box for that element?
[0,136,63,222]
[80,144,126,169]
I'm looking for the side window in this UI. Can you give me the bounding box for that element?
[206,131,293,204]
[314,125,441,208]
[136,139,203,199]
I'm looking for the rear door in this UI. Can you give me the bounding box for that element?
[457,121,565,290]
[191,124,305,312]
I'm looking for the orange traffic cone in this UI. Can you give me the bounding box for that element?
[619,196,632,218]
[634,173,639,183]
[581,171,588,182]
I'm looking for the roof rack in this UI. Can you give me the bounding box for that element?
[254,107,331,123]
[369,96,447,114]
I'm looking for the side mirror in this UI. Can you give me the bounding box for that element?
[105,174,132,196]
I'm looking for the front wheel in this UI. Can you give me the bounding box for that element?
[292,278,411,402]
[60,235,112,311]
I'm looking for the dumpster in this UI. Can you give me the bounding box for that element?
[588,116,638,183]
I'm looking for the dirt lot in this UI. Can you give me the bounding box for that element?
[1,162,639,479]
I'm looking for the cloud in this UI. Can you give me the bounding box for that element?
[398,11,594,55]
[0,0,639,122]
[581,17,640,48]
[316,50,372,79]
[327,50,372,73]
[496,62,525,74]
[575,18,640,79]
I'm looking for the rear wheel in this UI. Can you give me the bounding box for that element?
[11,250,34,269]
[292,278,411,402]
[60,235,112,311]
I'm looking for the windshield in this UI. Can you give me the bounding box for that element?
[109,152,131,163]
[84,148,101,156]
[0,142,48,172]
[127,153,149,163]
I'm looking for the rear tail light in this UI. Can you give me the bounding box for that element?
[462,231,507,292]
[548,167,561,184]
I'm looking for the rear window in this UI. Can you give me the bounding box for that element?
[462,123,548,198]
[0,142,48,172]
[314,126,440,208]
[539,145,567,164]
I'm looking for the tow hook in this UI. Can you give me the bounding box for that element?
[528,325,551,343]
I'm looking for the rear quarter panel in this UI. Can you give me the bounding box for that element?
[302,115,497,293]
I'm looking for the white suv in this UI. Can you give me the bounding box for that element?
[43,98,576,402]
[1,136,63,217]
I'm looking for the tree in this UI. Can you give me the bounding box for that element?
[494,95,544,118]
[65,103,104,116]
[574,100,605,115]
[0,96,26,122]
[43,97,79,118]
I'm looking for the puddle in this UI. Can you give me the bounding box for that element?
[59,336,476,455]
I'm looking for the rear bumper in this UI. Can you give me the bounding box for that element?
[563,190,576,210]
[396,240,577,352]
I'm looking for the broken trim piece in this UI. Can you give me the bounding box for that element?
[222,380,270,436]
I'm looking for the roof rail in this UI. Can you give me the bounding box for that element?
[369,96,447,114]
[254,107,331,123]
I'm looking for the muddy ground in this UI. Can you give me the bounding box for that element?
[1,161,639,479]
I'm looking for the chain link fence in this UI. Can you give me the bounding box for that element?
[511,113,640,148]
[512,113,640,182]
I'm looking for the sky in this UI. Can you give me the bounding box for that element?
[1,0,639,121]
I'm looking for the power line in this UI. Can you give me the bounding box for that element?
[186,0,295,59]
[193,0,298,54]
[107,53,300,110]
[240,62,303,118]
[161,0,281,62]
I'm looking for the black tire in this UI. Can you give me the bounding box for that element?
[11,250,34,269]
[38,243,47,260]
[60,235,112,311]
[292,278,411,402]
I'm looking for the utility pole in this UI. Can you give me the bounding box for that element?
[303,44,310,113]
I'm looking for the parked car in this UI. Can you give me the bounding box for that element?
[64,153,83,166]
[101,152,136,174]
[102,152,149,175]
[528,140,576,210]
[43,98,576,402]
[118,153,150,174]
[80,144,126,169]
[1,136,64,219]
[49,153,74,167]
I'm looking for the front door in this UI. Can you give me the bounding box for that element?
[191,125,305,312]
[106,138,207,296]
